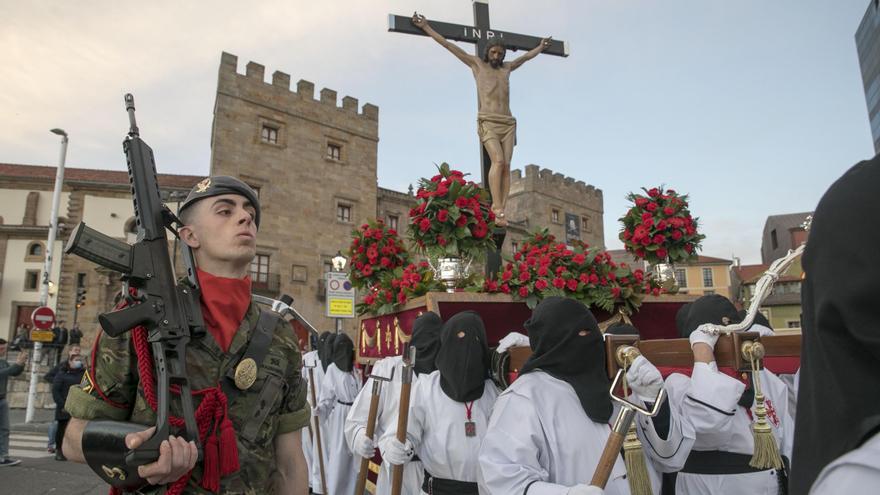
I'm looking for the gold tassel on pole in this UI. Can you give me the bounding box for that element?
[742,341,783,470]
[620,353,653,495]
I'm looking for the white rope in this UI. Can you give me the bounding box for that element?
[701,243,806,336]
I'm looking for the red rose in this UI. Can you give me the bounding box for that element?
[646,202,657,212]
[518,286,529,298]
[572,253,586,264]
[384,290,393,303]
[397,290,407,304]
[566,279,578,291]
[364,294,375,305]
[635,248,646,258]
[455,196,469,208]
[647,188,660,198]
[642,216,653,228]
[656,220,668,231]
[437,235,447,246]
[380,257,391,268]
[663,206,675,216]
[519,271,530,282]
[652,287,661,296]
[502,270,513,282]
[535,279,549,291]
[501,283,511,294]
[657,248,668,259]
[553,277,565,289]
[435,183,449,196]
[608,272,617,281]
[419,261,429,268]
[611,287,621,298]
[361,265,373,277]
[485,279,499,292]
[513,252,522,261]
[653,234,666,244]
[456,214,468,227]
[471,222,489,239]
[437,209,449,222]
[635,197,648,208]
[537,266,549,277]
[419,217,432,233]
[579,273,590,284]
[430,174,442,182]
[555,266,566,276]
[589,273,599,285]
[684,244,694,253]
[671,230,683,241]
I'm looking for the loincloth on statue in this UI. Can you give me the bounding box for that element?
[477,112,517,146]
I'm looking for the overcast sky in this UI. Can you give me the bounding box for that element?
[2,1,873,264]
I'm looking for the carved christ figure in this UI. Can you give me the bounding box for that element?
[413,13,551,227]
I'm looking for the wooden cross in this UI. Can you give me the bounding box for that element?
[389,1,569,278]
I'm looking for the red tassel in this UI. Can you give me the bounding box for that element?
[109,488,122,495]
[201,434,220,493]
[219,415,240,475]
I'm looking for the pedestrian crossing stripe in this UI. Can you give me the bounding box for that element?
[8,432,52,459]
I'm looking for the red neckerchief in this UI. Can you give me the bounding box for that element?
[198,269,252,353]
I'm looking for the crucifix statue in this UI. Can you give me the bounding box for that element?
[389,1,568,228]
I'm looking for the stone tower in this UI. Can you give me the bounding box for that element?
[210,52,379,333]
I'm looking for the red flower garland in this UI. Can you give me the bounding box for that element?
[619,186,705,265]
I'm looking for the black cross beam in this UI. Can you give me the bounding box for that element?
[388,1,569,59]
[389,1,569,279]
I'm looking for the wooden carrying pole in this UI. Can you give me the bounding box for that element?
[306,365,328,495]
[390,347,416,495]
[354,370,394,495]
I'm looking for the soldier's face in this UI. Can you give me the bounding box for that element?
[181,194,257,268]
[488,45,505,68]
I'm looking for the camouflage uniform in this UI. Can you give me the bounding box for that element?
[66,300,310,494]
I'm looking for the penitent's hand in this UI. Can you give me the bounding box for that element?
[412,12,428,30]
[125,427,198,485]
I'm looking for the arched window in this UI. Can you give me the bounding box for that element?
[25,241,44,260]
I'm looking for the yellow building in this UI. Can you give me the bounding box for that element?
[672,255,733,299]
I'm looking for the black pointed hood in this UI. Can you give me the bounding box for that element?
[521,297,612,423]
[411,312,443,375]
[676,294,739,338]
[791,157,880,494]
[331,333,355,373]
[435,311,490,402]
[319,333,337,371]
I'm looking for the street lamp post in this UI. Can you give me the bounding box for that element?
[26,128,68,423]
[331,251,347,334]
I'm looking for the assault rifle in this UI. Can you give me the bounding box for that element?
[65,94,202,485]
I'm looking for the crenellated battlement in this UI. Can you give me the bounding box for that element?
[511,164,603,201]
[219,52,379,122]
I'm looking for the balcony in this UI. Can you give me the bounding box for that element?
[250,272,281,298]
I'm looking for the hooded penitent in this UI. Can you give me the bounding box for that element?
[319,333,337,372]
[790,157,880,494]
[676,294,739,338]
[411,311,443,375]
[606,322,640,337]
[435,311,491,402]
[521,297,612,423]
[332,333,355,373]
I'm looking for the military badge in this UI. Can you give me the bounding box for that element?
[195,178,211,193]
[234,357,258,390]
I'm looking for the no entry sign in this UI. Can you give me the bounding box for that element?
[31,306,56,330]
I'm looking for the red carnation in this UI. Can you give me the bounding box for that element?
[635,197,648,208]
[535,279,549,291]
[519,271,530,282]
[671,230,683,241]
[518,286,529,298]
[501,283,511,294]
[646,202,657,212]
[579,273,590,284]
[437,209,449,222]
[652,287,661,296]
[653,234,666,244]
[471,222,489,239]
[419,217,432,233]
[380,257,391,268]
[537,266,549,277]
[573,253,586,264]
[484,279,499,292]
[647,188,660,198]
[663,206,675,216]
[566,279,579,291]
[455,196,469,208]
[437,235,447,246]
[361,265,373,277]
[397,290,407,304]
[553,277,565,289]
[684,244,694,253]
[612,287,621,298]
[657,248,668,259]
[502,270,513,282]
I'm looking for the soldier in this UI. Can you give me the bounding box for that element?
[63,176,311,494]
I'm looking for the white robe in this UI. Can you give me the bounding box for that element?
[344,356,424,495]
[666,362,793,495]
[478,371,691,495]
[301,350,328,493]
[380,370,499,494]
[317,363,361,495]
[810,430,880,492]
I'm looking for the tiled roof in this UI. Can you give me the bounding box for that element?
[735,263,802,284]
[0,163,203,189]
[691,255,732,265]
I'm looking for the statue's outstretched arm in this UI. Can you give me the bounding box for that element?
[412,12,476,68]
[509,37,552,71]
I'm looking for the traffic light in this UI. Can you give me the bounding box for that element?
[75,287,87,308]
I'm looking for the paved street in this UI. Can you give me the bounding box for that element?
[4,408,105,495]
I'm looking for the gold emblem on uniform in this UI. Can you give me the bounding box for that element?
[234,357,258,390]
[195,177,211,193]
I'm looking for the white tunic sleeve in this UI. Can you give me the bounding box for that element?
[632,382,695,473]
[479,388,562,495]
[317,364,339,418]
[810,431,880,493]
[680,362,745,437]
[345,358,395,453]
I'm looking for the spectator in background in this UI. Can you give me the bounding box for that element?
[51,348,85,461]
[0,338,28,467]
[44,345,82,454]
[68,324,82,346]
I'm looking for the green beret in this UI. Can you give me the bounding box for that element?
[179,176,261,228]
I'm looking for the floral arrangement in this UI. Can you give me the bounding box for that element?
[348,219,410,290]
[407,163,497,261]
[619,186,705,265]
[358,262,444,316]
[484,229,661,314]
